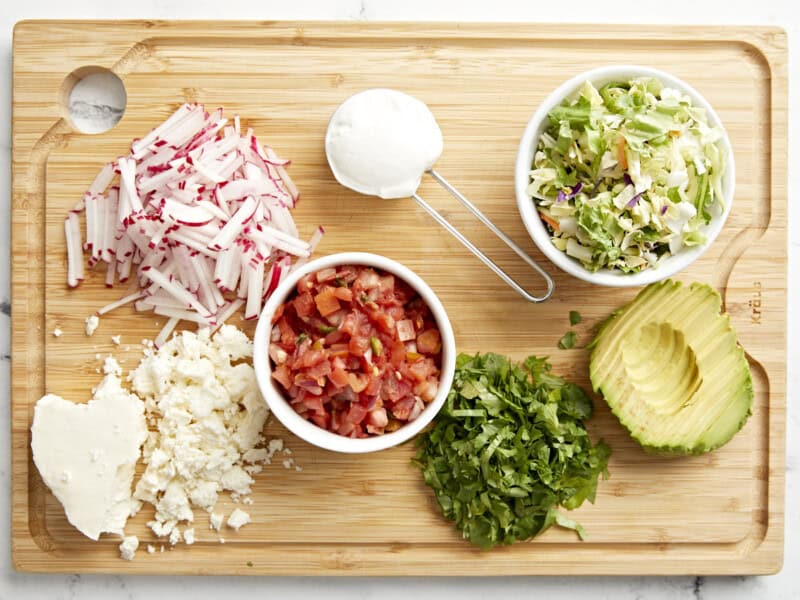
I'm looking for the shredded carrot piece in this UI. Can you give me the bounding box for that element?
[539,211,560,231]
[616,136,629,171]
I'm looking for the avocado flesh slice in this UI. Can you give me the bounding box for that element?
[589,280,753,455]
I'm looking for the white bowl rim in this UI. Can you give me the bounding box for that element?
[514,64,736,288]
[253,251,456,454]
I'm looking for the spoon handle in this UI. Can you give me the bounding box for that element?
[412,186,554,303]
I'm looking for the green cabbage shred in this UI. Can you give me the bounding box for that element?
[527,77,726,273]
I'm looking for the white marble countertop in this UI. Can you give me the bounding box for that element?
[2,1,797,598]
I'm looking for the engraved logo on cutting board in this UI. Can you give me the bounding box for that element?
[749,282,762,324]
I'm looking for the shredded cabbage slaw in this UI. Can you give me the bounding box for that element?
[527,77,726,273]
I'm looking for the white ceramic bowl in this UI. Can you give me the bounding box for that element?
[253,252,456,454]
[514,65,735,287]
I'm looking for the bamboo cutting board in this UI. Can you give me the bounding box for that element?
[11,21,787,575]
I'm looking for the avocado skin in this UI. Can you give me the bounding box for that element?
[589,279,754,456]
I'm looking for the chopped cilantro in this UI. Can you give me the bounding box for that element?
[569,310,582,326]
[558,331,578,349]
[413,353,611,550]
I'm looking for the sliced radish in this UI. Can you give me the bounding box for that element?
[154,316,180,348]
[64,103,320,330]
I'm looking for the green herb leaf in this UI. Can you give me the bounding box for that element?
[569,310,582,326]
[413,352,611,550]
[558,331,578,349]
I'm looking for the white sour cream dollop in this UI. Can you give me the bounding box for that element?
[325,88,444,200]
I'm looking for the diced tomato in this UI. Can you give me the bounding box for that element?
[293,292,316,318]
[333,287,353,302]
[345,403,368,425]
[390,396,417,420]
[370,310,395,334]
[414,379,439,403]
[364,373,382,396]
[314,287,341,317]
[295,349,325,369]
[277,317,296,346]
[310,413,330,429]
[325,330,347,346]
[271,364,293,390]
[297,274,315,294]
[329,367,350,388]
[271,302,285,324]
[305,359,332,380]
[408,358,435,382]
[416,329,442,355]
[381,375,412,401]
[268,264,442,438]
[348,335,370,357]
[303,395,325,415]
[388,340,407,367]
[328,343,350,358]
[337,418,356,436]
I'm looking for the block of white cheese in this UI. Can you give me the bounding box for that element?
[31,369,147,541]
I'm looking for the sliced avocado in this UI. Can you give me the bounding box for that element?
[589,280,753,455]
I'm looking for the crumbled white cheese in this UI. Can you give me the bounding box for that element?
[209,512,224,531]
[282,458,294,470]
[131,326,270,541]
[30,374,147,541]
[111,335,121,345]
[119,535,139,561]
[85,315,100,336]
[227,508,251,531]
[103,356,122,377]
[53,328,63,338]
[267,439,284,455]
[169,527,182,546]
[183,528,196,545]
[243,448,268,464]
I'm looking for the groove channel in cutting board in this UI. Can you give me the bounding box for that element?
[12,21,787,575]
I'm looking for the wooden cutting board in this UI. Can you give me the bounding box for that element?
[11,20,787,575]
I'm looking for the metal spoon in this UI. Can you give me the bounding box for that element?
[325,88,554,303]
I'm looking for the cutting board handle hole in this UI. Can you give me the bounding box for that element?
[59,66,126,134]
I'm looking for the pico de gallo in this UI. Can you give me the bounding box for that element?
[269,264,443,437]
